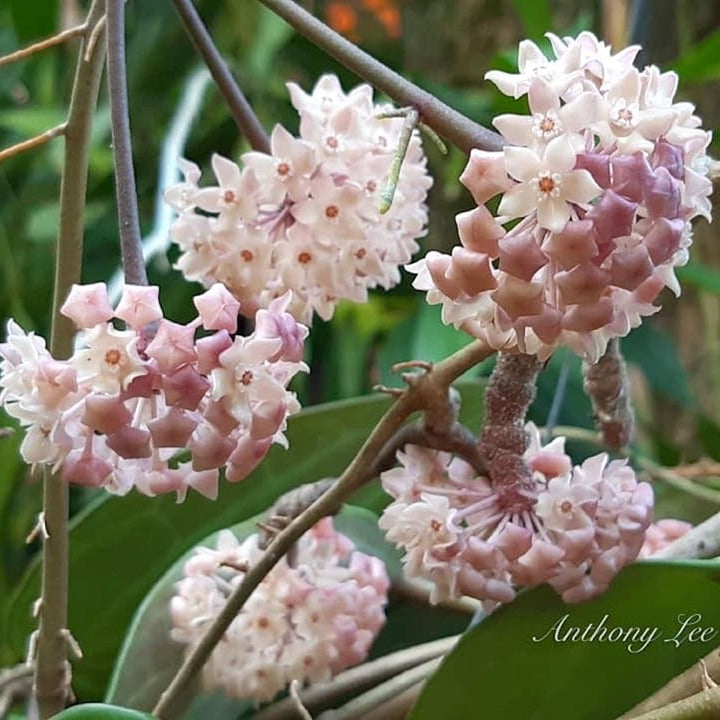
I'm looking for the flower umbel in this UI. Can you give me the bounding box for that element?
[380,424,653,609]
[0,283,308,500]
[170,518,390,702]
[409,31,712,363]
[167,74,432,324]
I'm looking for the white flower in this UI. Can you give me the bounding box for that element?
[72,323,145,393]
[499,136,602,232]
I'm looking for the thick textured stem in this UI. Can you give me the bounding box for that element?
[106,0,146,285]
[620,649,720,718]
[255,0,503,154]
[480,352,542,495]
[628,687,720,720]
[152,340,493,719]
[653,512,720,559]
[171,0,270,153]
[583,338,634,450]
[36,3,106,717]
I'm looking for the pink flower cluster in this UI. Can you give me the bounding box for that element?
[409,32,712,362]
[380,424,652,608]
[167,74,432,324]
[0,283,307,500]
[170,518,390,702]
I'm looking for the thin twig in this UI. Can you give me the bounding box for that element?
[255,0,503,154]
[289,680,312,720]
[0,124,67,164]
[0,24,87,67]
[106,0,146,285]
[253,637,457,720]
[152,340,493,719]
[171,0,270,153]
[36,3,107,717]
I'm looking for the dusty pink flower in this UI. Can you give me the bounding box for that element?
[410,32,712,363]
[380,423,653,609]
[0,282,308,500]
[167,74,432,323]
[170,518,390,702]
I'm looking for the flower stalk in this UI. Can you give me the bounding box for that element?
[106,0,146,285]
[35,2,107,717]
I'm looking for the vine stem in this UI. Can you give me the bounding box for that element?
[255,0,504,154]
[36,2,107,717]
[106,0,147,285]
[171,0,270,153]
[152,339,493,719]
[628,687,720,720]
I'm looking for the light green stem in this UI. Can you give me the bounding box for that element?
[34,3,106,717]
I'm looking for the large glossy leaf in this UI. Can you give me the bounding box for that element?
[52,705,153,720]
[105,506,403,717]
[5,387,484,700]
[410,560,720,720]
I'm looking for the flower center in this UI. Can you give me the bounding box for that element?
[223,189,235,204]
[559,499,573,514]
[240,370,253,385]
[298,251,312,264]
[325,205,339,220]
[430,519,441,532]
[240,249,254,262]
[325,136,339,151]
[533,111,562,140]
[276,161,292,178]
[104,348,123,367]
[532,171,562,200]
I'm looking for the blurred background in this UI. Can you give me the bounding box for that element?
[0,0,719,662]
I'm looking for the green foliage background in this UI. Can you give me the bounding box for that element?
[1,0,720,715]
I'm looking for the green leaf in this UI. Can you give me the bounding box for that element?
[677,262,720,294]
[622,321,694,407]
[509,0,552,40]
[673,28,720,83]
[52,705,153,720]
[411,303,475,371]
[410,561,720,720]
[5,388,484,700]
[105,506,402,717]
[9,0,56,42]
